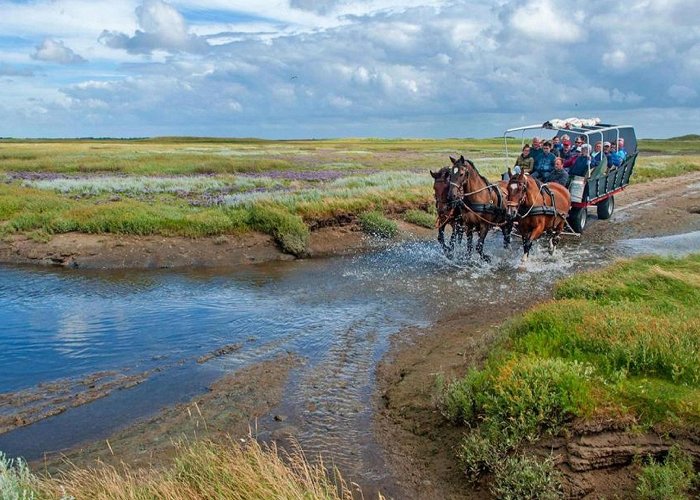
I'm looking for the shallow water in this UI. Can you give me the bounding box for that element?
[0,227,696,489]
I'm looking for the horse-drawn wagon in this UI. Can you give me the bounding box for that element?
[503,120,638,233]
[431,119,638,261]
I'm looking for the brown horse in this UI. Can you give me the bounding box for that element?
[446,155,511,262]
[505,171,571,260]
[430,166,465,256]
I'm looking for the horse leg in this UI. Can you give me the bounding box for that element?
[501,222,512,248]
[476,224,491,263]
[466,227,474,259]
[438,226,447,252]
[456,222,464,246]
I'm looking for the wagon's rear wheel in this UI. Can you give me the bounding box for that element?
[568,207,587,234]
[596,195,615,220]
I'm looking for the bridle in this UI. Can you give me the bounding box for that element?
[506,174,529,218]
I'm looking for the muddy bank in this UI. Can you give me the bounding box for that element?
[374,172,700,499]
[0,220,434,269]
[36,354,300,472]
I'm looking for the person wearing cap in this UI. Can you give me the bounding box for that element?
[569,144,592,177]
[531,141,556,182]
[514,144,535,174]
[603,141,613,168]
[561,139,580,170]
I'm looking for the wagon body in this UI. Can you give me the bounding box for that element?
[503,120,638,233]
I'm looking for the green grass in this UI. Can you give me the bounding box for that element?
[1,137,698,255]
[358,211,398,238]
[636,446,699,500]
[439,254,700,487]
[403,209,435,228]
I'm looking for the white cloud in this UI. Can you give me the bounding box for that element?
[0,0,698,138]
[99,0,209,54]
[32,39,87,64]
[510,0,585,43]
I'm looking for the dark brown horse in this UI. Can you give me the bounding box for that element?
[505,171,571,260]
[430,166,464,256]
[446,155,510,262]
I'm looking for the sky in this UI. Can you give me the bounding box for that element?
[0,0,698,139]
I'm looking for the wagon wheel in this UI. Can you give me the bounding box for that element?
[596,195,615,220]
[568,207,587,234]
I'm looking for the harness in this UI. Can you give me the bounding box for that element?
[450,172,508,226]
[516,182,567,219]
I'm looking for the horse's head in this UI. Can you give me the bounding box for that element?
[505,168,529,220]
[447,155,472,203]
[430,166,452,224]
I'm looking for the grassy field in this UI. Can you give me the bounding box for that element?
[1,137,698,255]
[439,254,700,497]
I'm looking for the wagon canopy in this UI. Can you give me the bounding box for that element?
[503,119,637,159]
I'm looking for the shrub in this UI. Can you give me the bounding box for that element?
[247,204,310,257]
[491,455,562,500]
[445,357,593,443]
[358,211,397,238]
[0,452,39,500]
[403,209,435,229]
[636,446,699,500]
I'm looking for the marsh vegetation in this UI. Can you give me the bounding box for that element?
[1,137,698,256]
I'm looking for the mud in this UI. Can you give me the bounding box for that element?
[0,371,151,435]
[36,354,300,472]
[374,172,700,499]
[0,218,434,269]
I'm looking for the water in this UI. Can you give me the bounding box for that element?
[0,228,696,489]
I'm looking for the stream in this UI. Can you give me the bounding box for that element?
[1,228,698,491]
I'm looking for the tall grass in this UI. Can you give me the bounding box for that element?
[1,439,369,499]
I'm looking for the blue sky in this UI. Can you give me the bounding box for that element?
[0,0,698,138]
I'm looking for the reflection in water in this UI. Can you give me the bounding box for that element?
[0,230,694,489]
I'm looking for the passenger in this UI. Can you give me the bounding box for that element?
[591,141,603,167]
[561,139,579,169]
[514,144,535,173]
[603,141,613,166]
[569,144,592,177]
[549,157,569,186]
[551,136,563,156]
[530,137,544,164]
[616,138,628,162]
[574,136,586,150]
[608,142,622,167]
[531,141,556,182]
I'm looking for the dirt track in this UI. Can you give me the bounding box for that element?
[374,172,700,499]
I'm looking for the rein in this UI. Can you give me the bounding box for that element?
[512,179,567,219]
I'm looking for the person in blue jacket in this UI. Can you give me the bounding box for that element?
[569,144,592,177]
[531,141,556,182]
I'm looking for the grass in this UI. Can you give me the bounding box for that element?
[0,137,698,255]
[439,254,700,488]
[636,446,699,500]
[403,209,435,228]
[0,439,368,499]
[358,211,398,238]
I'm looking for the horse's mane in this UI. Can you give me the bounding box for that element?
[462,158,493,187]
